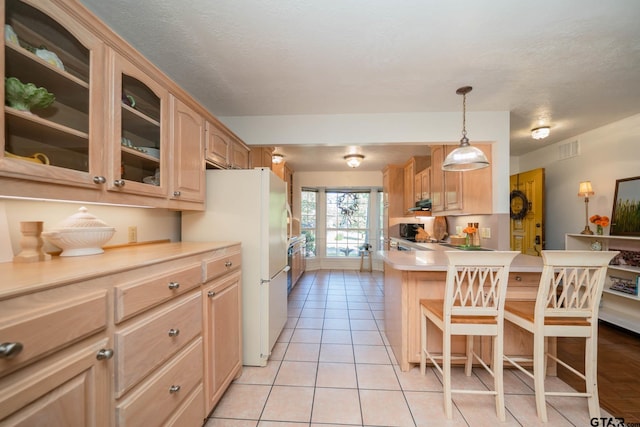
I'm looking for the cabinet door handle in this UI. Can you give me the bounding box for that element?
[225,261,232,267]
[96,348,114,360]
[207,290,216,298]
[0,342,23,359]
[114,179,125,187]
[168,281,180,290]
[169,385,181,394]
[93,176,106,184]
[514,275,522,281]
[173,191,181,197]
[168,328,180,337]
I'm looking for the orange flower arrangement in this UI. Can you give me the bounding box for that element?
[463,226,477,234]
[589,215,610,227]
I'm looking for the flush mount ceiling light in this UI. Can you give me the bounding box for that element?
[442,86,490,172]
[531,126,551,140]
[272,153,284,164]
[344,154,364,168]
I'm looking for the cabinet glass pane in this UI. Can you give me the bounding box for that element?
[4,0,90,172]
[120,75,161,184]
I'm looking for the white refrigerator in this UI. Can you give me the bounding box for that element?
[181,168,289,367]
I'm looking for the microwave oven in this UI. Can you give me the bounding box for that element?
[399,223,424,240]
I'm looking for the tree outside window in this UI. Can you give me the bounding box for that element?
[301,189,317,256]
[326,191,369,257]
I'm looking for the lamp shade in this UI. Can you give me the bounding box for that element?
[344,154,364,168]
[578,181,594,197]
[442,139,490,171]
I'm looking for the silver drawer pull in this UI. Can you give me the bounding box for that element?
[225,261,233,267]
[96,348,114,360]
[173,191,181,197]
[168,328,180,337]
[515,275,522,281]
[168,281,180,290]
[207,290,216,298]
[113,179,125,187]
[0,342,23,359]
[169,385,181,394]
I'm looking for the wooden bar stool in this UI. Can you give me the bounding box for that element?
[503,250,618,422]
[420,250,519,420]
[359,243,372,272]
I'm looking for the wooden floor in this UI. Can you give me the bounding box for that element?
[557,321,640,423]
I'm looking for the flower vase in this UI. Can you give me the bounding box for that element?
[596,225,603,235]
[465,234,470,247]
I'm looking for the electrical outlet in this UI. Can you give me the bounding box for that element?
[128,226,137,243]
[482,227,491,238]
[455,226,463,235]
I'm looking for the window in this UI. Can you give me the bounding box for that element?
[301,189,317,256]
[326,190,370,257]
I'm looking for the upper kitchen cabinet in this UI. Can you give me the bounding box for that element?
[430,144,492,214]
[250,146,274,168]
[107,48,169,199]
[1,0,106,191]
[205,120,249,170]
[170,96,205,203]
[403,156,429,216]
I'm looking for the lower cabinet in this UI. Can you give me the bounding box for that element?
[0,242,242,426]
[202,270,242,414]
[290,236,306,288]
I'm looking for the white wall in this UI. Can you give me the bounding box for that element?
[0,198,180,257]
[513,113,640,250]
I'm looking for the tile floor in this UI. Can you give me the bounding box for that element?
[206,270,610,427]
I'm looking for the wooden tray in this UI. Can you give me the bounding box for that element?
[433,216,448,241]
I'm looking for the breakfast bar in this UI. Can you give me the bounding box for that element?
[380,246,545,372]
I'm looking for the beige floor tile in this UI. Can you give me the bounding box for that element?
[350,319,378,331]
[284,343,320,362]
[205,419,258,427]
[325,300,348,308]
[505,394,574,426]
[234,360,281,385]
[476,368,535,395]
[360,389,415,426]
[404,391,467,427]
[316,362,357,388]
[287,307,302,317]
[351,330,383,345]
[347,301,369,309]
[322,318,351,330]
[353,345,391,364]
[270,342,287,361]
[261,385,314,423]
[259,422,309,427]
[319,343,354,363]
[210,383,270,419]
[277,328,294,343]
[321,329,352,345]
[454,393,520,427]
[348,309,374,320]
[372,310,384,320]
[300,308,325,318]
[284,317,298,329]
[290,328,322,344]
[369,303,384,311]
[296,317,324,329]
[311,388,362,425]
[394,365,445,392]
[304,300,326,309]
[324,308,349,318]
[275,361,318,386]
[356,363,401,390]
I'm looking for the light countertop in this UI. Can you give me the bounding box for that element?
[379,245,543,272]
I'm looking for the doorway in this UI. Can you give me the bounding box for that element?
[510,168,545,256]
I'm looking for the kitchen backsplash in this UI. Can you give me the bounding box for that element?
[0,199,180,258]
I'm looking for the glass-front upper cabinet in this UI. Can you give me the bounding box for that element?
[1,0,105,188]
[107,49,169,198]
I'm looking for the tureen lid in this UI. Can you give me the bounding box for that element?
[54,207,112,229]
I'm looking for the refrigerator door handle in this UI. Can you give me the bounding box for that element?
[261,266,291,284]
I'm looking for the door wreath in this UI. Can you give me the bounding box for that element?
[509,190,529,220]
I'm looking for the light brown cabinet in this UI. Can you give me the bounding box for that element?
[290,236,306,289]
[0,242,242,425]
[403,156,429,216]
[273,161,294,207]
[1,0,249,210]
[382,164,404,248]
[429,144,492,214]
[250,146,274,168]
[170,97,205,203]
[205,120,249,170]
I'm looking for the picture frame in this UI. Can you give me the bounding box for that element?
[610,176,640,236]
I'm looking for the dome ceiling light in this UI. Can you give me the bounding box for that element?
[272,153,284,164]
[531,126,551,140]
[344,154,364,168]
[442,86,490,172]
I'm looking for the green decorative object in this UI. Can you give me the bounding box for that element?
[4,77,55,112]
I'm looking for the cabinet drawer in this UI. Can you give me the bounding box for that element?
[114,292,202,396]
[116,338,203,427]
[203,250,241,282]
[114,263,202,323]
[165,385,205,427]
[0,289,108,376]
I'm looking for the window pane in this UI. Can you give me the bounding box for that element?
[301,190,317,256]
[326,191,370,257]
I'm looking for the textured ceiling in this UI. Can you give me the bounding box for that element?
[80,0,640,170]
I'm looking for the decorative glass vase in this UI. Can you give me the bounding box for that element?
[465,234,470,247]
[596,225,603,235]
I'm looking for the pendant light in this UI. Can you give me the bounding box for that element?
[442,86,490,171]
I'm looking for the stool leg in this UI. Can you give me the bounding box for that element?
[420,310,427,375]
[494,332,506,421]
[585,334,601,419]
[368,251,372,272]
[465,335,473,376]
[359,252,364,272]
[533,331,548,422]
[443,328,453,419]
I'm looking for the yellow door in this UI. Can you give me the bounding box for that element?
[510,168,545,256]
